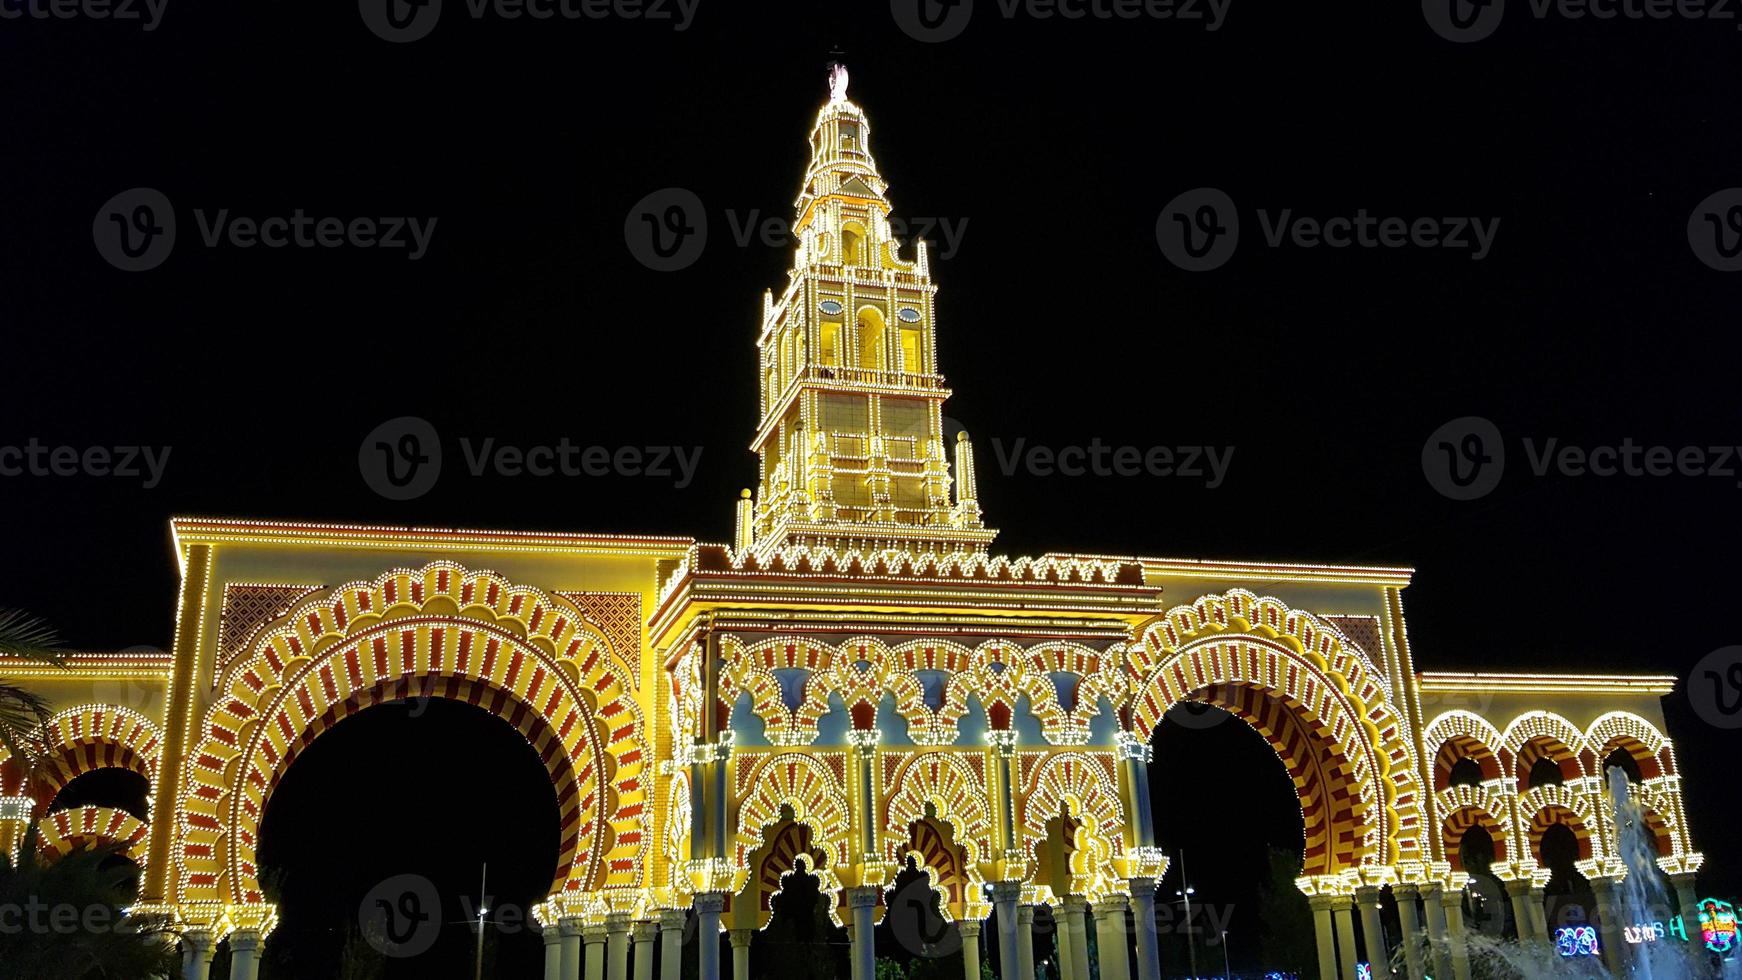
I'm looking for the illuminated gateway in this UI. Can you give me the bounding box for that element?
[0,66,1705,980]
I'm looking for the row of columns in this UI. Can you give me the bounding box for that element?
[1307,871,1708,980]
[174,903,680,980]
[178,927,260,980]
[587,883,1160,980]
[538,910,689,980]
[1313,885,1471,980]
[169,880,1163,980]
[177,869,1706,980]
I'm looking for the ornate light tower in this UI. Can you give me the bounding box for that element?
[738,64,995,559]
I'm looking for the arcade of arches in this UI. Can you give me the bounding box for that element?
[0,65,1707,980]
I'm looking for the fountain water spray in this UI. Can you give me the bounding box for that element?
[1421,768,1702,980]
[1607,765,1691,980]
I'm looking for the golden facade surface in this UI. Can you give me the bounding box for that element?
[0,72,1701,940]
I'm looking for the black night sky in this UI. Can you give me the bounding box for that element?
[4,0,1741,976]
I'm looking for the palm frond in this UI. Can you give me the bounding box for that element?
[0,608,64,666]
[0,682,53,770]
[0,829,181,978]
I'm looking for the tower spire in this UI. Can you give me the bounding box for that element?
[735,66,996,559]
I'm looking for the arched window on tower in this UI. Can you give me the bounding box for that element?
[841,223,866,266]
[857,307,885,371]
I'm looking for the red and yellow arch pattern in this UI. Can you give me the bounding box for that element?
[1124,590,1424,876]
[828,640,911,735]
[1520,785,1597,864]
[1619,781,1686,859]
[0,705,162,806]
[1019,643,1122,738]
[717,635,1112,746]
[37,805,150,867]
[1199,682,1367,874]
[886,641,974,745]
[954,643,1066,737]
[732,751,851,891]
[739,818,833,927]
[1437,783,1513,876]
[1420,710,1700,878]
[1423,711,1505,790]
[1016,752,1123,882]
[901,816,972,916]
[1587,711,1673,781]
[719,638,835,746]
[178,563,648,907]
[880,751,992,875]
[1501,712,1589,786]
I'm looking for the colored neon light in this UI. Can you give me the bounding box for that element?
[1623,922,1666,944]
[1555,925,1600,958]
[1699,898,1737,954]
